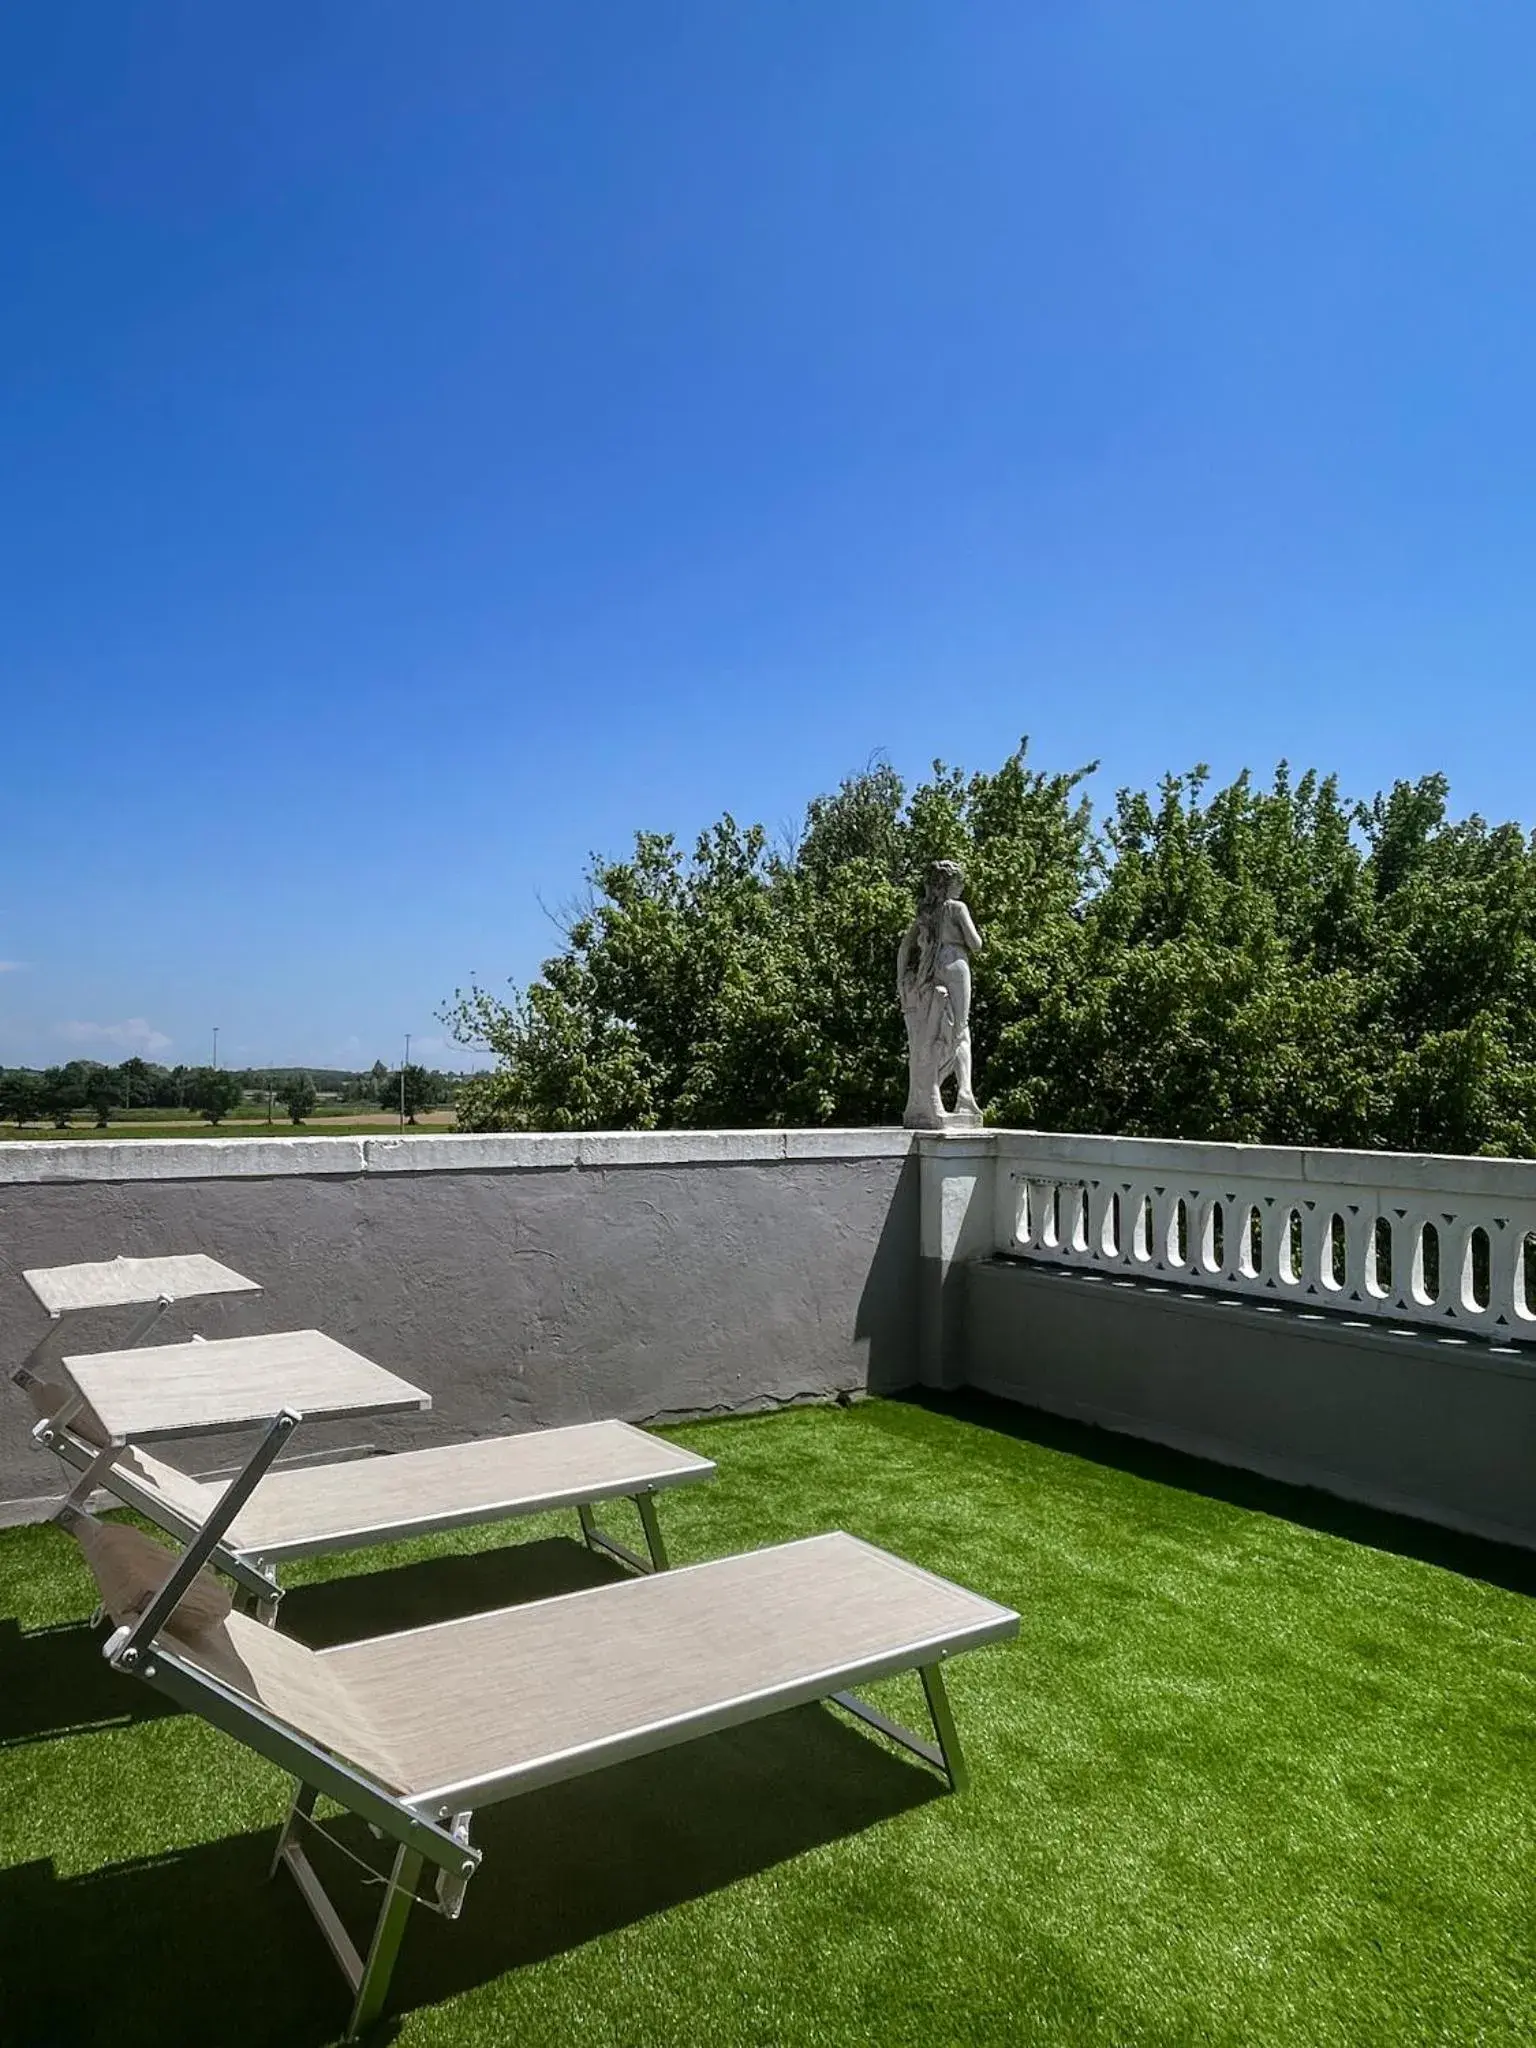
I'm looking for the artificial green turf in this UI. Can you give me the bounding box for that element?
[1,1395,1531,2046]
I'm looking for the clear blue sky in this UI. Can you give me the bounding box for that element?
[3,3,1533,1071]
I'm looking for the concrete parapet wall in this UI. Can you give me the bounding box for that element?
[967,1258,1536,1549]
[0,1131,918,1522]
[9,1122,1528,1549]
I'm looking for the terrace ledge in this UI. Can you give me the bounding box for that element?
[0,1127,917,1185]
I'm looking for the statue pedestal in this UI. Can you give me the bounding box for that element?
[902,1104,984,1132]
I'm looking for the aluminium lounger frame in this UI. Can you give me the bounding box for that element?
[82,1416,999,2040]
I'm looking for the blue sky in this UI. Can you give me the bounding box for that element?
[3,4,1534,1071]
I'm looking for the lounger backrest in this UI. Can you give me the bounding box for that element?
[65,1515,409,1791]
[108,1444,218,1527]
[66,1510,234,1635]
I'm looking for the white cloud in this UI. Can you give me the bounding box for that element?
[57,1018,173,1056]
[0,960,25,973]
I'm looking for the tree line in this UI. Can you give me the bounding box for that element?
[0,1058,458,1129]
[446,743,1536,1158]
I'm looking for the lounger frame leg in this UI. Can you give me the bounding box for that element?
[348,1843,423,2040]
[274,1795,369,1999]
[271,1780,426,2041]
[920,1662,970,1794]
[270,1778,319,1877]
[830,1659,969,1793]
[577,1489,668,1573]
[635,1490,669,1571]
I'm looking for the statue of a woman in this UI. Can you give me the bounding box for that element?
[897,860,984,1128]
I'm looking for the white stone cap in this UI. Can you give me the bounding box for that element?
[23,1253,262,1318]
[0,1128,915,1185]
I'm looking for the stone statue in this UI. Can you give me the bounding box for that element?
[897,860,984,1129]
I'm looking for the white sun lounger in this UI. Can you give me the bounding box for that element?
[65,1417,1017,2038]
[30,1331,712,1610]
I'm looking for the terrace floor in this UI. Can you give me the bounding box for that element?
[1,1395,1531,2047]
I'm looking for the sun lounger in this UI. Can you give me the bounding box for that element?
[52,1420,714,1608]
[30,1324,712,1608]
[65,1418,1017,2038]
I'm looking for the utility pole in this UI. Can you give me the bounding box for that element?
[212,1027,220,1071]
[399,1032,411,1129]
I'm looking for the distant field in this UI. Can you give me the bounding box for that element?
[67,1103,460,1125]
[0,1110,459,1142]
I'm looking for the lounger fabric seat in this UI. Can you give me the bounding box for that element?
[96,1421,711,1557]
[222,1422,711,1558]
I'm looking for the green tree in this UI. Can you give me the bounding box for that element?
[446,744,1536,1156]
[0,1070,43,1127]
[85,1068,117,1128]
[447,745,1096,1132]
[280,1075,318,1124]
[119,1055,152,1109]
[40,1066,85,1129]
[381,1064,435,1123]
[191,1067,243,1125]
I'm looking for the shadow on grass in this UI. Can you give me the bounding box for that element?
[280,1534,631,1647]
[901,1387,1536,1598]
[0,1615,177,1749]
[0,1702,938,2048]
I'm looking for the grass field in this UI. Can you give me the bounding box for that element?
[1,1393,1530,2047]
[0,1110,458,1142]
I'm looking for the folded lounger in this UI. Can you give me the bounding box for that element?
[26,1333,714,1613]
[66,1416,1018,2039]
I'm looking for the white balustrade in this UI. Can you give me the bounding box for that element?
[990,1131,1536,1343]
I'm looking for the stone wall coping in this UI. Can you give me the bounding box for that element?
[4,1122,1530,1193]
[0,1127,917,1185]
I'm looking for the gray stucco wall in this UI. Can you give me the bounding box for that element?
[967,1257,1536,1549]
[0,1131,918,1522]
